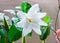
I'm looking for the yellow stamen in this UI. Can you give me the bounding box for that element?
[28,18,33,23]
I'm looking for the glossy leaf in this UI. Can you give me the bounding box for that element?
[21,2,32,13]
[40,26,50,40]
[8,24,22,42]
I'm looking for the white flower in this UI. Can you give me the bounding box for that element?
[0,13,12,25]
[3,9,21,25]
[3,9,16,15]
[16,4,48,36]
[0,13,9,21]
[0,13,4,21]
[12,17,19,24]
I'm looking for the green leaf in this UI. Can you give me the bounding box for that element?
[0,25,12,43]
[44,16,51,23]
[4,18,9,32]
[0,25,6,36]
[28,32,32,38]
[0,25,6,43]
[8,24,22,42]
[39,26,50,40]
[0,25,9,43]
[21,2,32,13]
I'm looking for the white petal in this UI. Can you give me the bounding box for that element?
[32,23,41,35]
[4,16,9,20]
[7,19,12,25]
[3,9,15,15]
[30,12,46,22]
[15,6,21,9]
[17,11,26,15]
[4,9,14,12]
[22,25,32,36]
[37,12,47,18]
[27,13,46,22]
[16,19,26,27]
[28,4,40,16]
[17,11,26,19]
[12,17,19,24]
[4,16,12,25]
[0,13,4,21]
[0,13,4,15]
[39,20,48,26]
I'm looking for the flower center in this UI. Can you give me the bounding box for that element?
[28,18,33,23]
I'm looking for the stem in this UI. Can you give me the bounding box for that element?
[42,40,45,43]
[22,37,26,43]
[12,42,14,43]
[55,1,59,31]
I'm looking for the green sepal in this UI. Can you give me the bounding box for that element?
[44,16,51,23]
[21,1,32,13]
[39,26,50,40]
[8,24,22,42]
[28,32,32,38]
[4,18,9,32]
